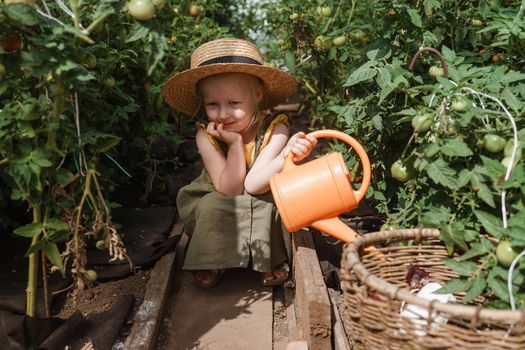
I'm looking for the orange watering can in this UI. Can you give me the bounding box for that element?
[270,130,371,243]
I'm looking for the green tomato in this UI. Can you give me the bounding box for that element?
[104,77,115,88]
[86,56,97,69]
[391,160,413,182]
[450,98,468,112]
[188,4,203,17]
[0,63,5,77]
[496,241,518,267]
[471,19,483,27]
[501,156,516,168]
[128,0,156,21]
[504,139,522,158]
[85,269,98,282]
[411,114,433,133]
[313,35,331,52]
[483,134,506,153]
[348,29,366,42]
[289,13,299,20]
[332,35,347,47]
[428,65,444,78]
[96,239,106,250]
[321,6,332,17]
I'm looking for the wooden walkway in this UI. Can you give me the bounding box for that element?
[122,222,350,350]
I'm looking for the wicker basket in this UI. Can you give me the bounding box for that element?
[341,228,525,350]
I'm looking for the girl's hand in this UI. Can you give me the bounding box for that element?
[207,122,242,145]
[283,131,317,162]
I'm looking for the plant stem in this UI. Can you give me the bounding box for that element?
[41,251,50,318]
[26,203,41,317]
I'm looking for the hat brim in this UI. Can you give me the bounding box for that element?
[162,63,297,116]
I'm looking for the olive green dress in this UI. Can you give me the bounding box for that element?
[176,114,291,273]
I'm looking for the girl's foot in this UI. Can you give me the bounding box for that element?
[192,269,225,288]
[261,263,289,287]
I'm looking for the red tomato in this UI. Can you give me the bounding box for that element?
[0,34,23,53]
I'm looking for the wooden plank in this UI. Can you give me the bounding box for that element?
[293,229,332,350]
[328,288,352,350]
[123,221,184,350]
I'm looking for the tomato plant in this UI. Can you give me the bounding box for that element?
[255,0,525,308]
[0,0,247,316]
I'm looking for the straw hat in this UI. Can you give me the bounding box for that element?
[162,38,297,115]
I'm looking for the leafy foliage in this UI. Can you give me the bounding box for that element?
[255,0,525,308]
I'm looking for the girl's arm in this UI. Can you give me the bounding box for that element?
[244,125,317,195]
[196,126,246,195]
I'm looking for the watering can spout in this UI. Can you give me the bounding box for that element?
[310,217,358,243]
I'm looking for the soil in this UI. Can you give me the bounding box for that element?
[56,269,150,319]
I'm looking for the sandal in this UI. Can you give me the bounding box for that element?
[261,263,290,287]
[192,269,225,288]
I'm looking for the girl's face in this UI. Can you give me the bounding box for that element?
[199,72,263,135]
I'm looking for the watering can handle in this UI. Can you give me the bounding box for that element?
[283,129,371,203]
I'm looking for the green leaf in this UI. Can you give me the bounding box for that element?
[456,169,471,189]
[5,4,38,26]
[458,247,487,261]
[375,68,391,88]
[440,223,468,253]
[344,66,377,87]
[487,271,510,301]
[31,149,52,167]
[371,115,382,131]
[477,182,496,208]
[46,218,69,231]
[26,238,47,256]
[407,9,423,27]
[125,23,150,43]
[96,135,121,153]
[48,229,71,243]
[378,84,396,104]
[426,158,457,189]
[435,278,470,294]
[284,49,296,73]
[43,242,64,275]
[479,156,506,179]
[420,206,451,227]
[464,277,486,303]
[474,210,505,238]
[442,259,477,276]
[440,139,472,157]
[14,222,43,238]
[502,87,521,112]
[500,71,525,84]
[476,183,496,208]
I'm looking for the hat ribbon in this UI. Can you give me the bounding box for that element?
[198,55,262,67]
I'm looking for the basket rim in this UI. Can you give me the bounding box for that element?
[343,227,525,325]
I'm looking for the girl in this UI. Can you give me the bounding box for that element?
[162,38,317,288]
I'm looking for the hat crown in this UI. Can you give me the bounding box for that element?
[190,38,264,69]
